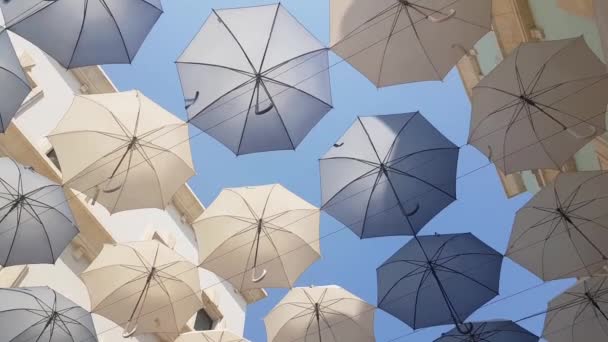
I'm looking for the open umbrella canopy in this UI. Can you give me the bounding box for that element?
[194,184,320,291]
[264,285,375,342]
[48,90,195,214]
[468,37,608,174]
[507,171,608,281]
[543,276,608,342]
[435,320,539,342]
[176,330,249,342]
[377,233,503,330]
[176,3,332,155]
[320,112,459,239]
[0,0,163,68]
[80,240,203,340]
[330,0,492,87]
[0,30,30,132]
[0,157,77,267]
[0,286,98,342]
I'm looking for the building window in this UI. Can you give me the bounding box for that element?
[46,148,61,171]
[194,309,215,331]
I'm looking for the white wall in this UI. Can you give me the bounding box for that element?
[4,31,247,340]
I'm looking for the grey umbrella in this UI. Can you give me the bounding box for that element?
[0,0,162,69]
[0,157,77,266]
[0,286,98,342]
[468,37,608,174]
[507,171,608,281]
[435,320,539,342]
[543,276,608,342]
[377,233,503,332]
[0,29,30,132]
[320,112,459,238]
[176,3,332,155]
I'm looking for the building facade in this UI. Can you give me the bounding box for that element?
[457,0,608,197]
[0,30,265,341]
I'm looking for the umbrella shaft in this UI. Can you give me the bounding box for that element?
[315,303,322,342]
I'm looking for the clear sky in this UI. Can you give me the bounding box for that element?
[104,1,576,341]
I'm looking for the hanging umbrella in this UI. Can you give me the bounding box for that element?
[0,0,162,68]
[377,233,503,331]
[176,331,249,342]
[0,286,98,342]
[194,184,320,291]
[48,90,195,214]
[80,240,203,339]
[0,29,30,132]
[0,157,77,267]
[330,0,492,87]
[468,37,608,174]
[435,320,539,342]
[507,171,608,281]
[264,285,375,342]
[176,3,332,155]
[320,112,458,239]
[543,276,608,342]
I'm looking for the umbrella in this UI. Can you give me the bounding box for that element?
[264,285,375,342]
[320,112,459,239]
[468,37,608,174]
[176,3,332,155]
[330,0,492,87]
[80,240,203,339]
[0,157,77,267]
[48,90,195,214]
[0,29,30,132]
[377,233,503,331]
[507,171,608,281]
[194,184,320,291]
[0,0,162,68]
[0,286,97,342]
[176,331,249,342]
[543,276,608,342]
[435,320,539,342]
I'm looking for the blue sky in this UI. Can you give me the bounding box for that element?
[105,1,576,341]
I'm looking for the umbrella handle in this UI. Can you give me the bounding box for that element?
[428,9,456,23]
[251,267,267,283]
[185,91,200,110]
[404,203,420,217]
[255,102,274,115]
[455,322,474,334]
[122,322,138,338]
[567,125,597,139]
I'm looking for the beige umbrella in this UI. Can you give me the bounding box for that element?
[176,330,250,342]
[264,285,375,342]
[468,37,608,174]
[330,0,492,87]
[506,171,608,281]
[48,90,195,213]
[194,184,320,291]
[80,240,203,339]
[543,276,608,342]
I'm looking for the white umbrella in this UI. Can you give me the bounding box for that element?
[48,90,195,213]
[176,330,249,342]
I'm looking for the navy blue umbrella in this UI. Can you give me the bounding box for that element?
[320,112,459,238]
[377,233,503,332]
[436,320,539,342]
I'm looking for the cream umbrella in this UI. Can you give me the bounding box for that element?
[176,330,250,342]
[80,240,203,340]
[48,90,195,214]
[194,184,320,291]
[330,0,492,87]
[264,285,375,342]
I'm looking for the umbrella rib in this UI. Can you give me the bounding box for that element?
[357,117,382,162]
[376,5,403,86]
[262,76,333,109]
[360,169,385,238]
[526,63,547,95]
[524,102,562,168]
[262,48,328,74]
[225,189,260,220]
[320,156,379,168]
[0,65,32,91]
[386,166,456,200]
[261,223,292,285]
[514,50,527,96]
[320,166,379,209]
[319,309,340,342]
[212,9,257,73]
[66,0,90,68]
[4,202,25,265]
[192,77,257,119]
[236,81,258,155]
[257,4,280,72]
[434,263,499,294]
[402,5,441,79]
[499,101,526,171]
[336,3,400,44]
[99,0,131,63]
[22,199,56,261]
[110,147,135,213]
[378,263,430,305]
[412,268,434,329]
[258,79,296,149]
[176,61,254,77]
[383,113,419,164]
[133,143,166,208]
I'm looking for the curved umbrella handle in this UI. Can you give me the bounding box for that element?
[185,91,200,110]
[255,102,274,115]
[404,203,420,217]
[333,142,344,148]
[122,321,138,338]
[428,9,456,23]
[567,125,597,139]
[456,322,474,335]
[251,267,267,283]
